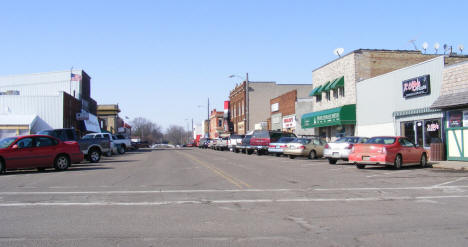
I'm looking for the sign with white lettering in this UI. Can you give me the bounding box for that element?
[402,75,431,98]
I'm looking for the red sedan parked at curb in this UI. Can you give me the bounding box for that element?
[0,135,84,173]
[349,136,428,169]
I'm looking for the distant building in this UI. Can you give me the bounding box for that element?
[209,109,225,139]
[229,80,312,134]
[270,90,297,132]
[97,104,130,135]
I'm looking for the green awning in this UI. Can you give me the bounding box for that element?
[321,81,332,92]
[323,81,334,91]
[301,104,356,128]
[312,85,323,96]
[308,86,321,96]
[329,76,344,90]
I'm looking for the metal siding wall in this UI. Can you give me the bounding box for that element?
[0,70,82,98]
[356,56,444,127]
[0,95,64,128]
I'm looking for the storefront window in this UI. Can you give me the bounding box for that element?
[316,95,322,102]
[335,125,346,138]
[401,119,441,147]
[424,119,441,146]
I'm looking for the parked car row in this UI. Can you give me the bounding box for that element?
[0,128,138,174]
[200,132,430,170]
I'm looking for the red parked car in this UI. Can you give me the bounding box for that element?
[0,135,84,173]
[348,136,428,169]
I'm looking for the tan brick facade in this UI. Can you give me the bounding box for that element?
[441,61,468,96]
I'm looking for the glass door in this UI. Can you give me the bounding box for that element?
[415,121,423,147]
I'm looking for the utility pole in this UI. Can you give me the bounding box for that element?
[245,73,249,132]
[207,97,210,138]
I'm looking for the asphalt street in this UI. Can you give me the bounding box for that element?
[0,148,468,247]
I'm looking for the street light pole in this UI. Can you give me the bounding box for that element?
[245,73,249,132]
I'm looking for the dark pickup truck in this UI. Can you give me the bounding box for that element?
[38,129,111,163]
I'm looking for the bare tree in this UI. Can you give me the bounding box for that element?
[165,125,190,145]
[131,117,163,143]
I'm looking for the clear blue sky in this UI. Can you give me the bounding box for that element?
[1,0,466,129]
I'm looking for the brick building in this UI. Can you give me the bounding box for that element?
[209,109,225,139]
[270,90,297,132]
[229,81,313,134]
[302,49,440,141]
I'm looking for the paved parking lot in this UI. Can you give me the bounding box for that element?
[0,148,467,246]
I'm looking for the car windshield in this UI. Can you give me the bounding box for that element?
[253,131,269,138]
[366,137,396,145]
[0,137,17,148]
[335,137,360,143]
[277,137,296,143]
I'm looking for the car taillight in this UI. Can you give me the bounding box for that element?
[64,141,78,145]
[377,147,387,154]
[345,144,354,149]
[269,145,275,148]
[324,144,330,149]
[299,145,305,149]
[280,145,287,148]
[351,146,355,153]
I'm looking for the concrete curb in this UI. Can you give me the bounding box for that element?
[432,163,468,171]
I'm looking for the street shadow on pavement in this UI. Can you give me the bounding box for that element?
[1,166,113,176]
[97,159,139,163]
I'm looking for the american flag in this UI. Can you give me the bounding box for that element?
[71,73,82,81]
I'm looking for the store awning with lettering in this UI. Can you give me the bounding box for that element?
[301,104,356,128]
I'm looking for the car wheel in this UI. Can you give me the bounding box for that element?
[0,159,5,174]
[308,150,317,159]
[235,149,239,153]
[289,155,295,159]
[89,149,101,163]
[328,158,337,164]
[356,163,365,169]
[420,153,428,168]
[275,153,281,157]
[54,155,70,171]
[118,145,126,154]
[247,150,253,155]
[394,154,402,169]
[257,150,263,155]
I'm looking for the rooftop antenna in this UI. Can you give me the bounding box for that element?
[333,48,344,57]
[458,44,464,54]
[409,39,418,50]
[422,42,428,53]
[434,42,440,54]
[443,44,451,55]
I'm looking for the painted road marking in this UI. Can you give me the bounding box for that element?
[1,184,468,195]
[432,177,467,187]
[0,195,468,207]
[177,151,251,189]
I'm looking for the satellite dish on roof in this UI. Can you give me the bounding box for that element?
[458,44,464,54]
[333,48,344,57]
[422,42,428,53]
[434,42,440,54]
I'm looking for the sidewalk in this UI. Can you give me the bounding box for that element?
[431,160,468,171]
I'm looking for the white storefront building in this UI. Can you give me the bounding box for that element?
[356,56,445,148]
[0,70,100,138]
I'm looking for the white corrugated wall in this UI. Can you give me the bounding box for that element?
[0,94,64,128]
